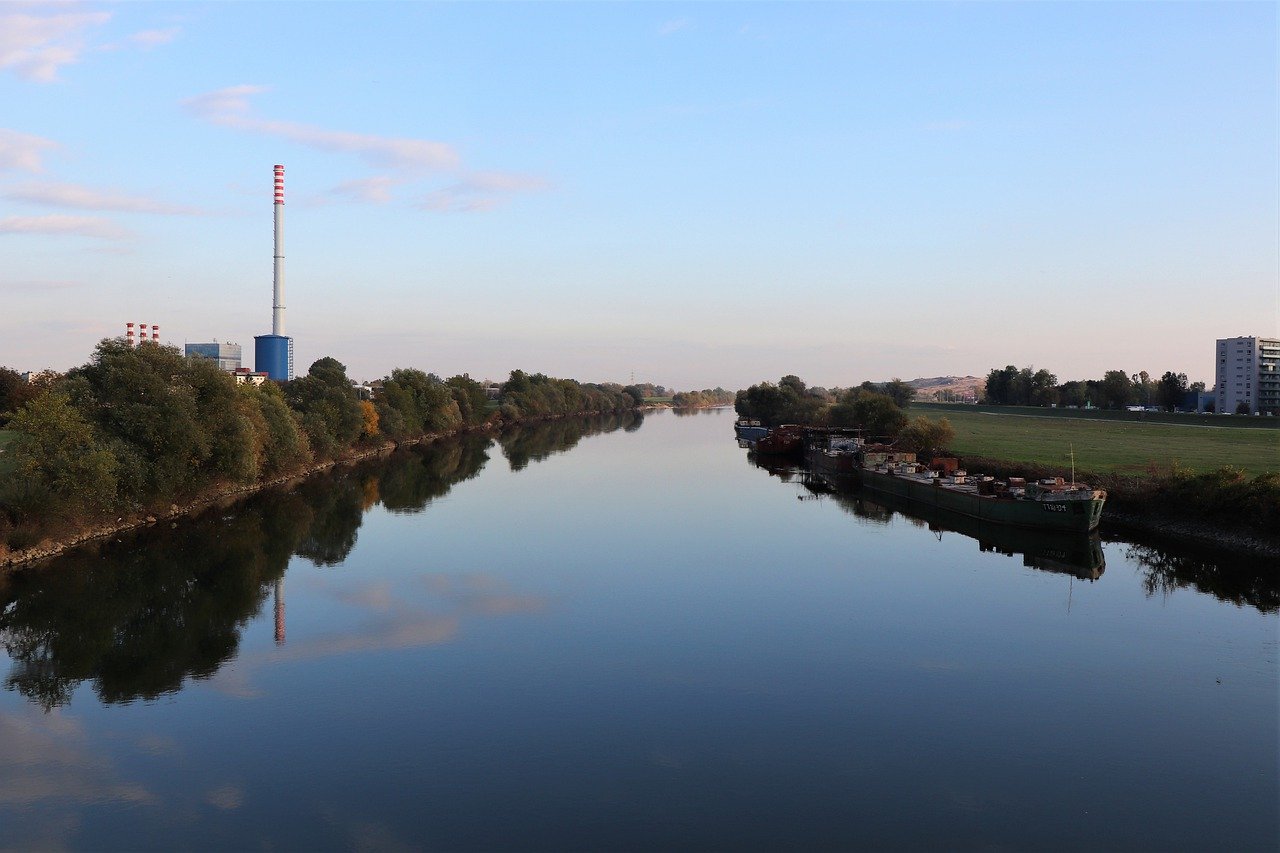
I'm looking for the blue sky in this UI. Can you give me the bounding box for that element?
[2,1,1275,389]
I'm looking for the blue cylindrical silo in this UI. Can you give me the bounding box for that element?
[254,334,294,381]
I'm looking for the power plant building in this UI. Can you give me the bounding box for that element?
[1214,336,1280,415]
[185,342,242,372]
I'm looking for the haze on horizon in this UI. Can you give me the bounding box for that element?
[2,1,1275,391]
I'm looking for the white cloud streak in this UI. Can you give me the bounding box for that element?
[5,181,203,215]
[420,171,550,214]
[0,214,131,240]
[0,5,112,82]
[0,128,59,172]
[183,85,459,172]
[331,175,401,204]
[127,27,179,48]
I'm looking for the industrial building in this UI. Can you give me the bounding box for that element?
[1214,336,1280,415]
[255,164,295,381]
[185,341,243,372]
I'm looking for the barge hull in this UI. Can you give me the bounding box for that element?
[857,468,1104,533]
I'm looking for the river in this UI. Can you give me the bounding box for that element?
[1,408,1275,850]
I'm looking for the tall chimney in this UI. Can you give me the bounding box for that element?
[273,165,285,336]
[126,322,135,345]
[151,325,160,341]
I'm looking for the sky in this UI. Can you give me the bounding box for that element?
[1,1,1275,390]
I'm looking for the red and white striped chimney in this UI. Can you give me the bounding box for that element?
[272,165,285,337]
[126,322,135,345]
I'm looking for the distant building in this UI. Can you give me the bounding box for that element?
[186,342,243,373]
[231,368,269,386]
[1214,336,1280,415]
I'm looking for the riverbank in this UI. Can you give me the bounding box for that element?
[950,454,1280,560]
[0,409,628,570]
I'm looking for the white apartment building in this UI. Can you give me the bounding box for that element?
[1215,336,1280,415]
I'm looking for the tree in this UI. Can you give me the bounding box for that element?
[0,367,41,425]
[882,378,914,409]
[896,416,955,457]
[1029,369,1058,406]
[62,339,255,500]
[1100,370,1134,409]
[6,391,119,513]
[358,400,380,438]
[984,366,1018,404]
[284,357,365,459]
[1156,372,1189,411]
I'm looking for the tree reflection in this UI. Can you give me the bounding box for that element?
[497,411,641,471]
[0,494,309,710]
[1126,541,1278,613]
[1,415,633,710]
[378,436,490,514]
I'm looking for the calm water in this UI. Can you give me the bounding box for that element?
[1,408,1276,851]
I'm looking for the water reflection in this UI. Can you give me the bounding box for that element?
[0,415,635,711]
[497,410,641,470]
[747,454,1278,606]
[0,496,301,710]
[1124,538,1279,613]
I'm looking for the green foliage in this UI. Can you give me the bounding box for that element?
[828,390,908,438]
[240,382,312,477]
[671,387,734,408]
[5,390,118,513]
[373,368,459,440]
[0,367,43,426]
[59,339,260,500]
[896,416,955,456]
[498,370,636,421]
[881,378,915,409]
[1156,371,1189,411]
[285,358,365,459]
[734,376,825,426]
[446,374,491,426]
[983,365,1057,406]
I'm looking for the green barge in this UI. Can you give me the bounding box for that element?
[857,450,1106,533]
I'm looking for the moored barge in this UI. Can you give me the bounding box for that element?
[857,448,1106,533]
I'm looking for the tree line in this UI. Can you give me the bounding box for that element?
[670,387,735,408]
[983,365,1208,411]
[0,339,645,552]
[734,375,954,456]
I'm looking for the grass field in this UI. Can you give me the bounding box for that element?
[914,404,1279,476]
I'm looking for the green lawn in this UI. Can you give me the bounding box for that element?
[915,405,1280,476]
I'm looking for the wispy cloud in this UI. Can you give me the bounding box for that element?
[127,27,179,48]
[183,85,459,172]
[331,175,401,204]
[0,128,59,172]
[420,171,551,214]
[5,181,204,215]
[0,214,131,240]
[659,18,691,36]
[0,3,112,82]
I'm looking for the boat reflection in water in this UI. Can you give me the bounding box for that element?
[752,457,1105,581]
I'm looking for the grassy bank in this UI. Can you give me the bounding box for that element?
[915,401,1280,429]
[914,403,1278,476]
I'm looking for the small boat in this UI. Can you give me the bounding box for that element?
[752,425,805,457]
[733,417,769,441]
